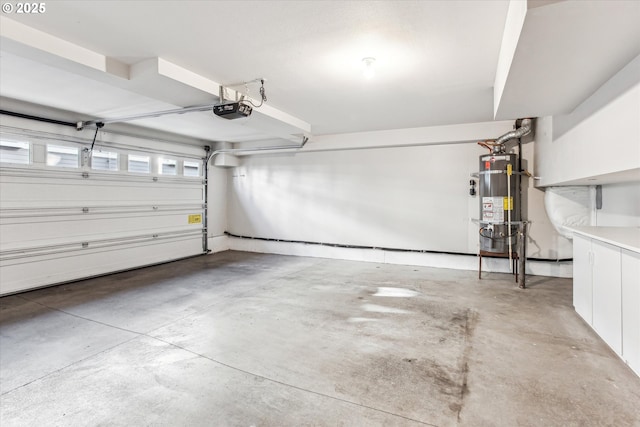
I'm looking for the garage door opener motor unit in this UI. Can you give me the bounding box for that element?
[213,101,252,120]
[213,79,269,120]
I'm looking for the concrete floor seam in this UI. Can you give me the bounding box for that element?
[15,272,282,338]
[147,334,440,427]
[2,294,438,424]
[5,259,332,396]
[4,253,638,425]
[0,334,141,397]
[0,296,146,396]
[139,270,319,337]
[17,295,146,336]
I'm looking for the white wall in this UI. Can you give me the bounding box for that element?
[227,126,572,266]
[229,144,479,253]
[534,55,640,235]
[596,182,640,227]
[207,150,230,252]
[520,140,574,259]
[535,55,640,186]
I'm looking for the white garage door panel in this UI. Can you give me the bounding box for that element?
[0,176,203,206]
[1,211,202,246]
[0,126,207,295]
[0,236,203,295]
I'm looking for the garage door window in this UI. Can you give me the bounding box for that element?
[128,154,150,173]
[91,150,118,171]
[159,158,177,175]
[0,140,30,165]
[183,160,200,177]
[47,144,79,168]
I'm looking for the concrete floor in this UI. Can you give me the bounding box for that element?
[1,251,639,426]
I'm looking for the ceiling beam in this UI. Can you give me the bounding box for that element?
[0,16,311,142]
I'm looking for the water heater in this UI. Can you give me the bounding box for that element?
[478,152,520,253]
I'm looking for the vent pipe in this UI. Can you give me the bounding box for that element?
[487,118,533,153]
[544,186,593,239]
[496,118,532,146]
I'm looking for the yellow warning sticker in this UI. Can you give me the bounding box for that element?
[188,214,202,224]
[503,197,513,210]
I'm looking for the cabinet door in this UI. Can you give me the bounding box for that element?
[573,235,593,324]
[622,250,640,376]
[592,240,622,355]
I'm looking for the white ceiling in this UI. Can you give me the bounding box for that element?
[1,1,639,145]
[495,0,640,119]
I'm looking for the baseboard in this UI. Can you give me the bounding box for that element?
[226,237,573,278]
[208,235,230,253]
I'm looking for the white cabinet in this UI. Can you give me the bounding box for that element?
[570,227,640,377]
[573,234,593,324]
[621,250,640,375]
[591,240,622,355]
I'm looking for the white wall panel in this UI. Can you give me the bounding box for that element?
[228,134,571,262]
[596,182,640,227]
[229,144,476,253]
[535,56,640,186]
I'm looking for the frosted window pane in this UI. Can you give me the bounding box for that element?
[184,160,200,177]
[0,140,30,164]
[47,144,78,168]
[92,151,118,171]
[159,159,177,175]
[128,154,150,173]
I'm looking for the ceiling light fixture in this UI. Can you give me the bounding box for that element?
[362,57,376,79]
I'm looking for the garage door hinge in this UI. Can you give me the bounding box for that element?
[82,242,89,248]
[82,207,89,213]
[82,172,89,178]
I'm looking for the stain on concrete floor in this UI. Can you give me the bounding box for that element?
[1,251,639,426]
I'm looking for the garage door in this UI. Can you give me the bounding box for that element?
[0,124,207,295]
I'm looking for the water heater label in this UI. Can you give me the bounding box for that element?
[482,197,504,223]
